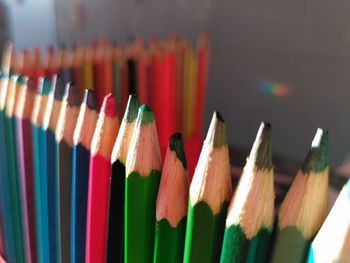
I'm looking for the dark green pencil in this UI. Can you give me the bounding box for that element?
[183,111,233,263]
[220,122,274,263]
[153,133,189,263]
[4,75,25,263]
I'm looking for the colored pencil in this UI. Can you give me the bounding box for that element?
[183,111,232,263]
[106,94,138,263]
[70,90,98,263]
[85,94,119,263]
[31,77,51,263]
[55,83,80,262]
[125,104,162,263]
[153,133,189,263]
[58,47,72,85]
[220,122,274,263]
[82,47,94,91]
[15,77,37,263]
[42,75,65,263]
[307,178,350,262]
[4,75,25,263]
[271,128,329,263]
[0,45,17,262]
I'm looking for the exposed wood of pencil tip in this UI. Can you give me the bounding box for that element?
[111,94,138,164]
[189,111,232,214]
[55,83,80,147]
[90,93,119,159]
[225,122,274,236]
[1,41,13,74]
[42,75,64,131]
[156,133,189,226]
[278,128,329,239]
[5,75,22,118]
[126,104,162,177]
[31,77,51,126]
[15,77,37,120]
[73,89,98,150]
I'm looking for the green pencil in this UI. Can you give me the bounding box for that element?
[271,128,329,263]
[4,75,25,263]
[183,111,232,263]
[125,104,162,263]
[220,122,274,263]
[153,133,189,263]
[106,94,138,263]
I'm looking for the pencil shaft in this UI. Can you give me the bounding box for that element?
[184,202,228,263]
[71,144,90,263]
[4,115,25,263]
[57,140,73,262]
[46,129,59,263]
[85,154,111,263]
[16,118,36,263]
[106,160,125,263]
[154,218,186,263]
[0,112,16,262]
[125,170,161,263]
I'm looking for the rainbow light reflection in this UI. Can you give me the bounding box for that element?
[259,81,292,97]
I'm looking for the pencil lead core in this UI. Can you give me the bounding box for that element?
[205,111,227,148]
[169,133,187,169]
[248,122,273,170]
[301,128,328,173]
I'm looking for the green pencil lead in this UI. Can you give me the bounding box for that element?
[248,122,272,170]
[83,90,97,110]
[138,104,154,125]
[169,133,187,169]
[301,128,328,173]
[39,77,51,95]
[125,95,139,123]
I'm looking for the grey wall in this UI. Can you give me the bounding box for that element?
[3,0,56,49]
[55,0,350,167]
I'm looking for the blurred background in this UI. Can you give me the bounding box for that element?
[1,0,350,173]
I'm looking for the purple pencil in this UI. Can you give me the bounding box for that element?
[14,77,37,263]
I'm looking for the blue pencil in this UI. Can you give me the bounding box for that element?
[70,90,98,263]
[42,75,65,263]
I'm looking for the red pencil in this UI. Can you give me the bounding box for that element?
[194,34,209,137]
[85,94,119,263]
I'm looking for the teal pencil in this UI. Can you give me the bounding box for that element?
[31,77,52,263]
[4,75,25,263]
[0,42,17,262]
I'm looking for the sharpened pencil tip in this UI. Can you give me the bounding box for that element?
[83,90,97,110]
[39,77,51,95]
[125,94,139,123]
[138,104,154,125]
[16,75,25,85]
[52,75,65,101]
[101,93,117,117]
[64,83,79,107]
[301,128,328,173]
[248,122,273,169]
[169,133,187,169]
[206,111,227,148]
[26,77,36,92]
